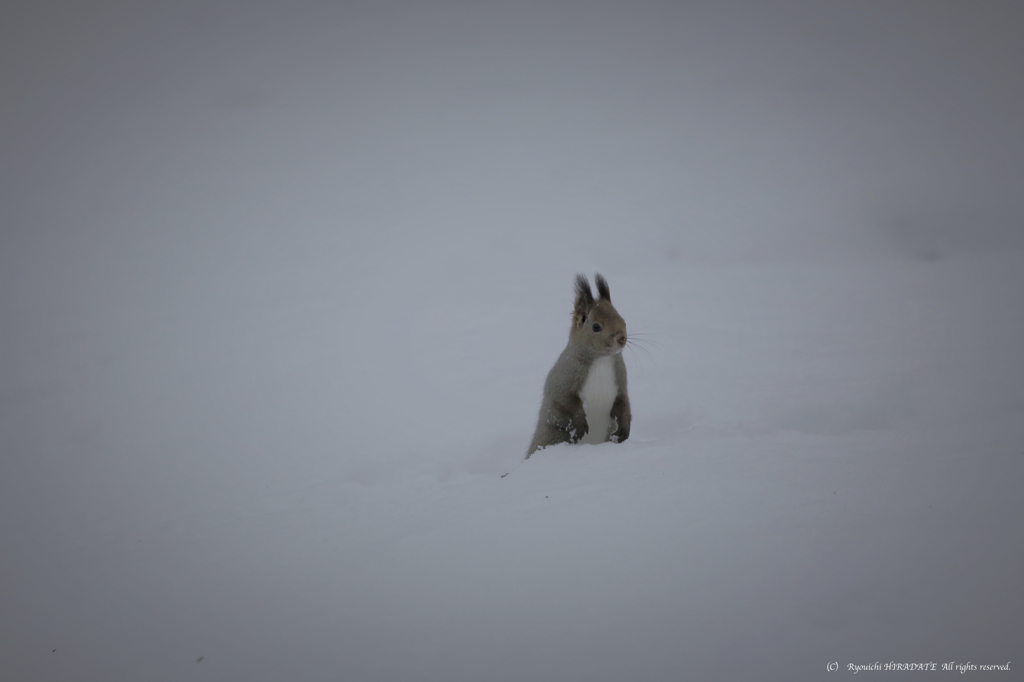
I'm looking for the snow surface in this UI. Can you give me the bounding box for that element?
[2,2,1023,680]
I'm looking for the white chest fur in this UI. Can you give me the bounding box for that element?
[579,355,619,444]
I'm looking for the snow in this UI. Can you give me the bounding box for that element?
[2,2,1022,680]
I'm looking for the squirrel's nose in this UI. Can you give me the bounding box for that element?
[617,334,627,347]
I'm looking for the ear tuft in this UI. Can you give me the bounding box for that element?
[573,273,594,325]
[574,273,593,305]
[594,273,610,301]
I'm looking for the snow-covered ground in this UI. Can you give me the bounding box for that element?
[2,2,1022,680]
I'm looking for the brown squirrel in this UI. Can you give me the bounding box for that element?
[526,274,631,457]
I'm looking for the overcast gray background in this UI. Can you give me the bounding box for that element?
[2,1,1022,680]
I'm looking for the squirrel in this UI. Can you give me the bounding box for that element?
[526,273,631,458]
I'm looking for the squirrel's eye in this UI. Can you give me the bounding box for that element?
[592,323,602,332]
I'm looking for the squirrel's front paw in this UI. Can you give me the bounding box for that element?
[568,419,589,443]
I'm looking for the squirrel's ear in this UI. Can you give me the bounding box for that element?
[574,273,594,325]
[594,273,610,301]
